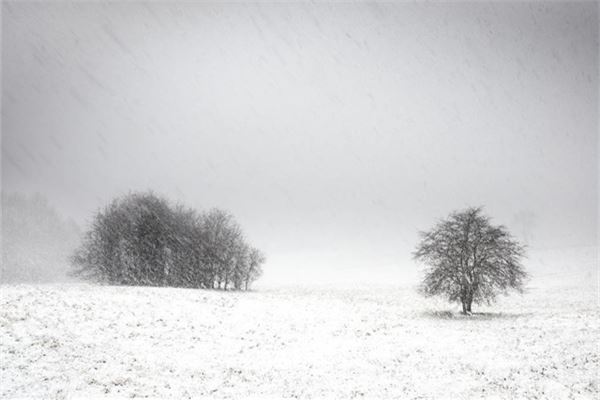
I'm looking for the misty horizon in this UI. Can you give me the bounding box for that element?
[2,2,598,286]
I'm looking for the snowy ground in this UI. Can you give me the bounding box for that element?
[1,283,598,399]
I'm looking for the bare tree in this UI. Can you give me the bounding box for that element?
[200,208,244,289]
[71,192,177,285]
[231,243,250,290]
[245,247,265,291]
[413,207,527,314]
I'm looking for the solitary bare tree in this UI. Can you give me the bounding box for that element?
[414,207,527,314]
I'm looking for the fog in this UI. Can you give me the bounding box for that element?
[2,2,597,285]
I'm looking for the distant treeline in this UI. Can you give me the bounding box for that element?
[1,192,81,283]
[71,192,265,290]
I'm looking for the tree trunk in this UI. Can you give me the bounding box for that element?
[466,289,473,313]
[461,286,474,314]
[461,294,473,314]
[461,297,473,314]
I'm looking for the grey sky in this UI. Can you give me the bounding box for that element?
[2,2,598,284]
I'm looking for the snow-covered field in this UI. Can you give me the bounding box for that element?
[1,283,598,399]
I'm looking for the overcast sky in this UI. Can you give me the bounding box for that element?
[2,2,598,285]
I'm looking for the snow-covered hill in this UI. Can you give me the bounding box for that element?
[1,284,598,399]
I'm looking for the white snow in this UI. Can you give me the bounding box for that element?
[1,284,598,399]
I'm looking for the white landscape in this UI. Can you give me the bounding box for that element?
[2,2,598,400]
[1,283,597,399]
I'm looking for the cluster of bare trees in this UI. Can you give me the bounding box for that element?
[71,192,264,290]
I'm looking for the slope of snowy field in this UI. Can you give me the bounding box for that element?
[1,283,598,399]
